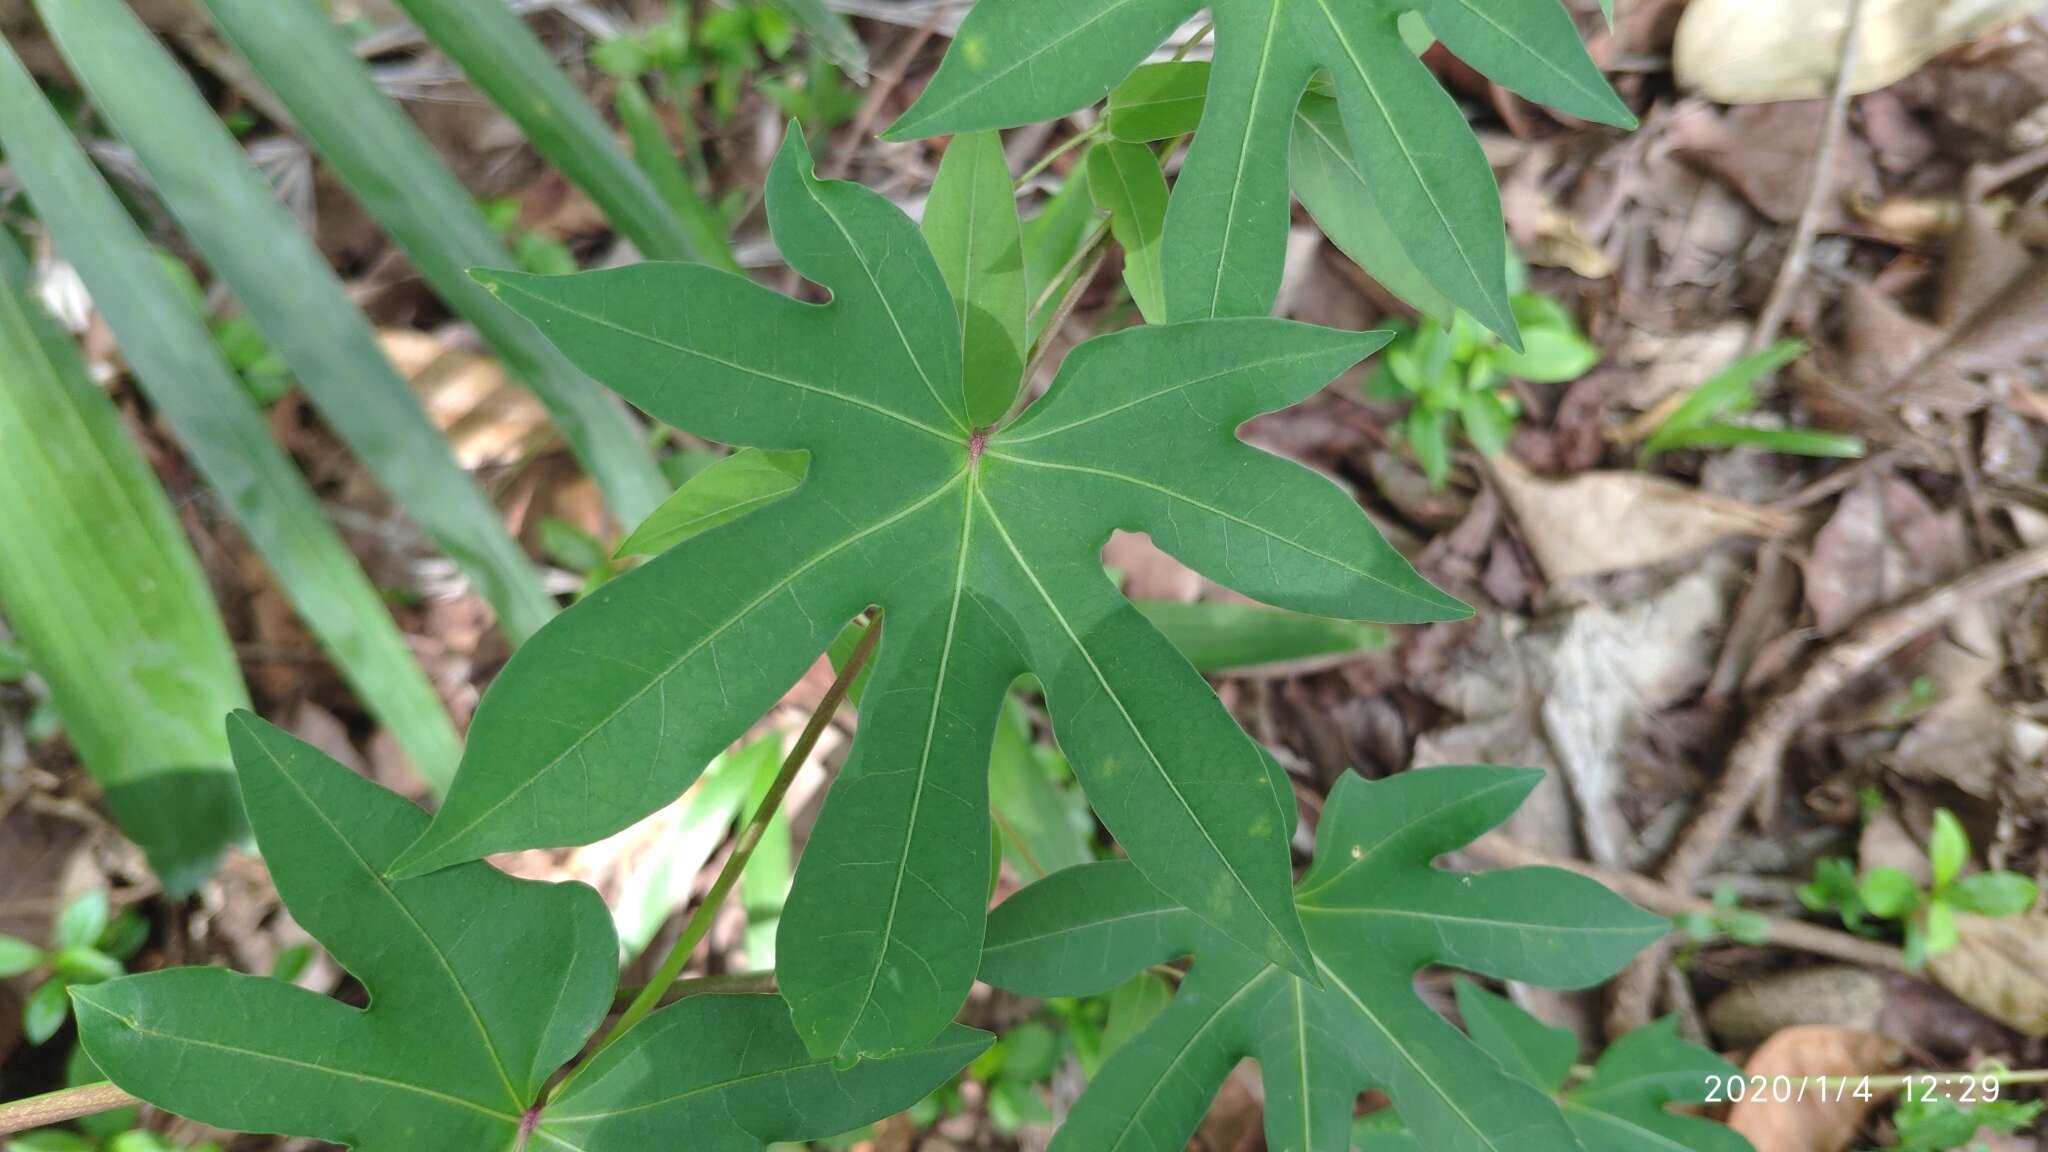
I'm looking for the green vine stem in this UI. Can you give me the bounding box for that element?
[561,610,886,1088]
[0,1082,140,1136]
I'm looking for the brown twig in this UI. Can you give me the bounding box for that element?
[0,1082,139,1136]
[1470,835,1915,975]
[1746,0,1868,354]
[821,16,941,180]
[1609,542,2048,1032]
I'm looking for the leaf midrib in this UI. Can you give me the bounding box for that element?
[1101,967,1277,1151]
[1312,0,1491,306]
[974,487,1297,964]
[413,473,969,862]
[1560,1099,1697,1152]
[1437,0,1619,116]
[1206,0,1290,318]
[1315,956,1508,1152]
[484,275,960,443]
[904,0,1167,130]
[1301,905,1664,935]
[839,473,980,1053]
[985,449,1438,611]
[243,727,525,1112]
[78,999,519,1125]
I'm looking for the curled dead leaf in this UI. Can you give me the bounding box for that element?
[1489,455,1797,583]
[1927,914,2048,1036]
[1727,1026,1901,1152]
[1674,0,2039,104]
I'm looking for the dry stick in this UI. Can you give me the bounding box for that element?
[561,613,886,1089]
[1745,0,1867,354]
[1609,542,2048,1033]
[822,17,940,180]
[1470,835,1914,975]
[0,1082,139,1136]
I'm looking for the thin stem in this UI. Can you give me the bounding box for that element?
[1022,222,1113,392]
[1029,216,1113,323]
[1015,122,1105,191]
[611,969,779,1011]
[0,1082,139,1136]
[1171,19,1215,61]
[562,613,885,1086]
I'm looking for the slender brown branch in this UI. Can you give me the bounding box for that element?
[1746,0,1867,353]
[1469,835,1914,975]
[0,1082,139,1136]
[558,612,885,1091]
[1610,542,2048,1032]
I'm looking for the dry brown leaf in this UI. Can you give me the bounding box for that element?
[377,329,551,470]
[1727,1026,1900,1152]
[1673,0,2039,104]
[1927,914,2048,1036]
[1804,474,1967,635]
[1670,102,1879,228]
[1705,968,1889,1050]
[1490,455,1797,583]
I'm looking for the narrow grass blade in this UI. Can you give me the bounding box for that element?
[0,237,248,894]
[1087,142,1169,323]
[1135,600,1390,673]
[615,76,742,274]
[389,0,701,263]
[37,0,556,643]
[201,0,670,528]
[615,448,808,558]
[0,40,461,788]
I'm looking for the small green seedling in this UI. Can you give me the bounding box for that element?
[1643,341,1864,464]
[0,890,146,1045]
[1882,1094,2043,1152]
[1676,884,1772,952]
[478,198,577,277]
[6,1120,222,1152]
[1365,295,1599,486]
[1801,810,2039,967]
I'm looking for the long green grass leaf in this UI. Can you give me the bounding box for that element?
[36,0,556,643]
[388,0,701,263]
[615,76,742,273]
[200,0,670,528]
[0,236,248,894]
[0,40,461,788]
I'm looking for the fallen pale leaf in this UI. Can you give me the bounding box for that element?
[1489,455,1796,582]
[1928,914,2048,1036]
[1674,0,2038,104]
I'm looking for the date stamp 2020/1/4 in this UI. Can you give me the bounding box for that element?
[1704,1075,2005,1105]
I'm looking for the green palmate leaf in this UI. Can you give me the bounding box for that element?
[1088,142,1170,323]
[75,718,982,1151]
[388,0,702,264]
[890,0,1632,335]
[1452,981,1754,1152]
[615,449,810,558]
[0,40,461,786]
[199,0,669,528]
[980,767,1666,1152]
[0,238,247,893]
[1108,62,1211,142]
[1291,91,1456,324]
[1021,155,1101,345]
[922,131,1028,425]
[1134,600,1388,672]
[37,0,555,644]
[986,697,1094,880]
[397,130,1464,1065]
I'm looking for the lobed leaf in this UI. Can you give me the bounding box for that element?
[922,131,1029,425]
[1088,142,1171,323]
[76,719,981,1151]
[399,129,1464,1064]
[980,767,1667,1152]
[894,0,1630,337]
